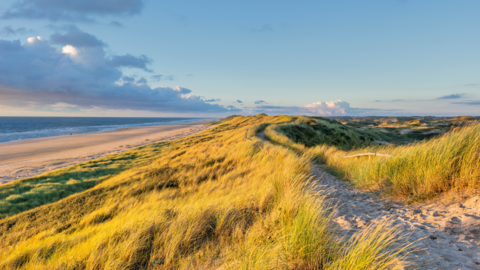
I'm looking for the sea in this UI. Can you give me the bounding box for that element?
[0,117,204,144]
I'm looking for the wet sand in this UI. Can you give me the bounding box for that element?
[0,119,214,184]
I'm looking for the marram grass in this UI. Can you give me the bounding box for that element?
[265,118,480,202]
[310,123,480,201]
[0,115,413,269]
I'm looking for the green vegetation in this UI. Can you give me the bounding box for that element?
[0,142,169,219]
[335,115,479,142]
[0,115,411,269]
[275,116,406,149]
[265,118,480,202]
[451,116,477,122]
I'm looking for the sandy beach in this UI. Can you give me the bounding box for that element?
[0,119,214,185]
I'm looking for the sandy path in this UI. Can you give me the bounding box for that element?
[314,167,480,269]
[257,130,480,269]
[0,119,214,185]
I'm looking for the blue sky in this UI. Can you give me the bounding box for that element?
[0,0,479,117]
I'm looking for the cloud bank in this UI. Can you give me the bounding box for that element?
[152,75,174,81]
[254,100,268,105]
[0,25,29,36]
[1,0,144,22]
[51,27,105,47]
[452,100,480,106]
[107,54,153,72]
[0,29,238,114]
[255,100,402,116]
[437,93,465,99]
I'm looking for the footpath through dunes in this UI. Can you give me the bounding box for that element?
[1,114,479,269]
[257,117,480,269]
[0,114,417,269]
[314,168,480,270]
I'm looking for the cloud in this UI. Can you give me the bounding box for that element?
[152,75,174,81]
[50,27,152,71]
[0,32,239,114]
[375,93,468,102]
[251,24,274,33]
[463,84,477,87]
[122,76,135,82]
[1,0,144,22]
[205,99,221,102]
[0,39,23,51]
[0,25,29,36]
[254,100,268,105]
[107,54,153,72]
[186,74,193,77]
[236,100,243,104]
[136,77,147,84]
[452,100,480,106]
[109,21,124,28]
[303,100,354,115]
[437,93,465,99]
[51,27,105,47]
[254,100,403,116]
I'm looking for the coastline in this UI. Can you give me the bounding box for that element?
[0,119,215,185]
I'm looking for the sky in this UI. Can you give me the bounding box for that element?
[0,0,479,117]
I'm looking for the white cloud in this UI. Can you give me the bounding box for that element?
[27,36,44,43]
[254,100,403,116]
[61,44,78,56]
[0,29,238,114]
[302,100,351,115]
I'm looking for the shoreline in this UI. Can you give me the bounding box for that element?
[0,119,215,185]
[0,118,208,145]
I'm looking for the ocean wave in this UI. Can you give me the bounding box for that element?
[0,118,204,144]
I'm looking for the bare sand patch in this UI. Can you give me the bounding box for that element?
[314,168,480,269]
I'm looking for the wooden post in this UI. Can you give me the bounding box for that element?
[343,153,392,158]
[245,129,252,141]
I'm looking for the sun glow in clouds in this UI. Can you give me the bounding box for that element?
[62,45,78,56]
[27,36,45,43]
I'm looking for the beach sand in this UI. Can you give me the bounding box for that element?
[0,119,214,185]
[314,168,480,269]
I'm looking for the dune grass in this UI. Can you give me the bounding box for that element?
[0,141,170,219]
[0,114,412,269]
[266,118,480,202]
[275,116,407,149]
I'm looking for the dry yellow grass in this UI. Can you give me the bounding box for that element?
[265,119,480,202]
[0,115,412,269]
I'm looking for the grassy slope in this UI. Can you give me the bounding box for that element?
[0,115,414,270]
[0,143,169,219]
[265,117,480,202]
[275,116,407,149]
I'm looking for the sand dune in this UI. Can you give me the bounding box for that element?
[0,119,214,185]
[257,130,480,268]
[315,168,480,269]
